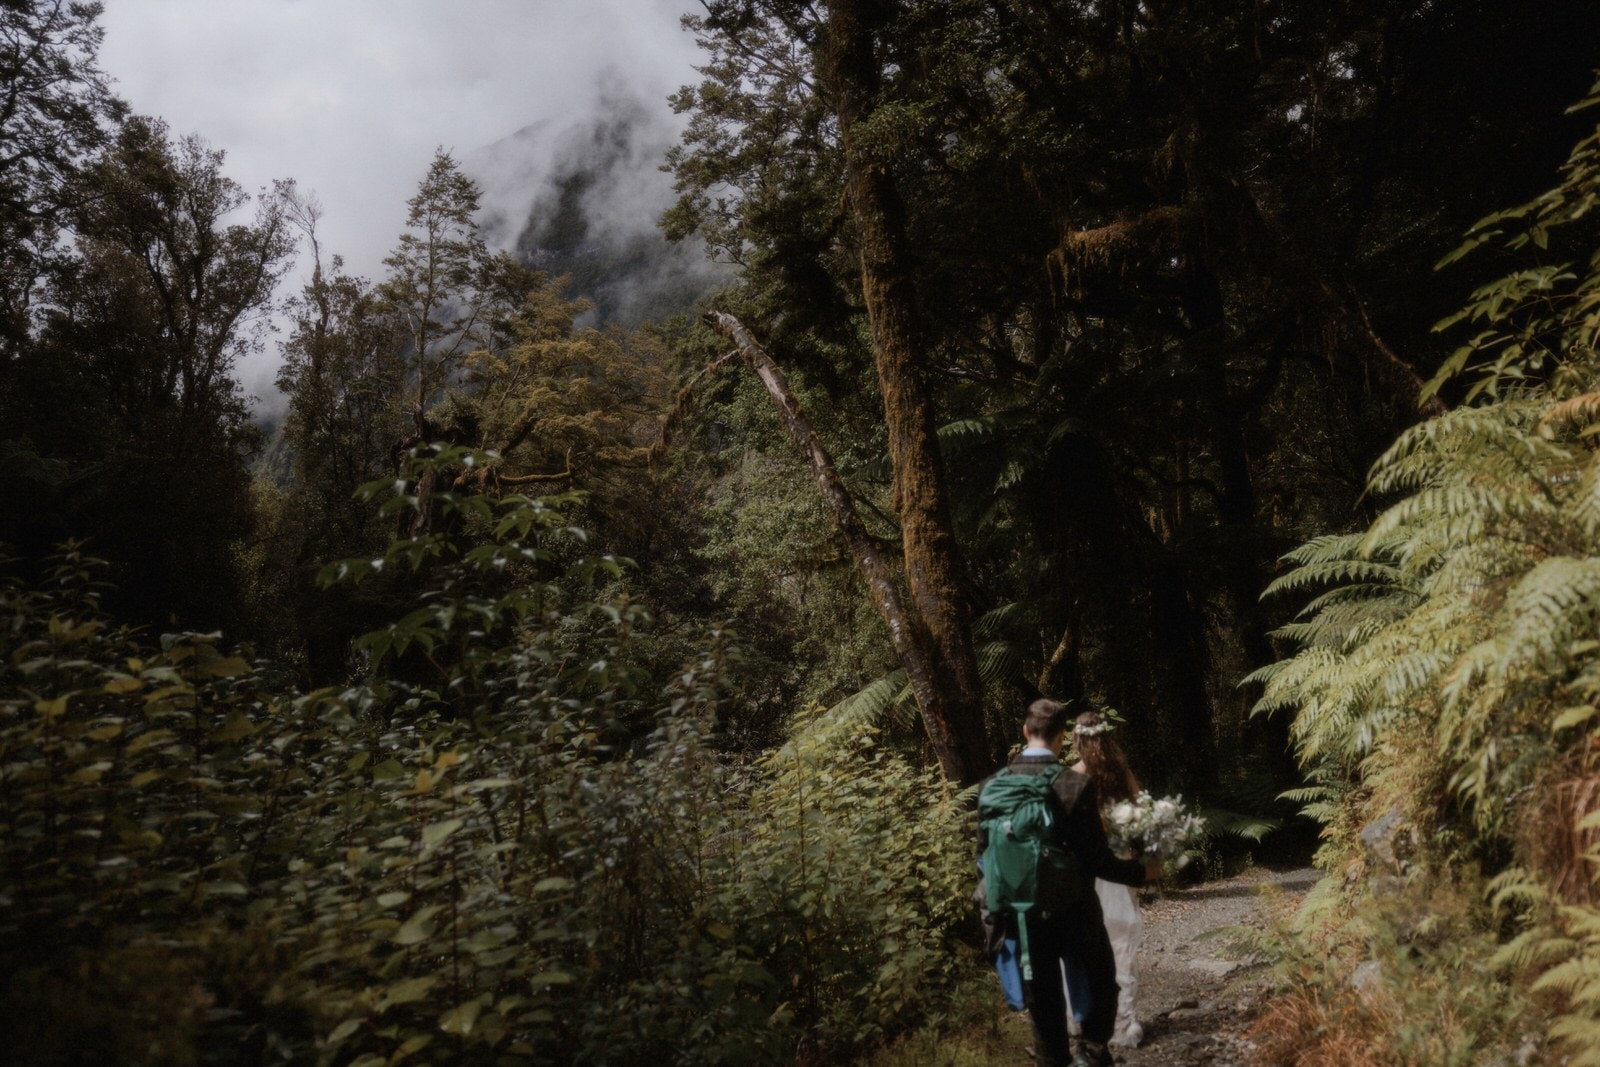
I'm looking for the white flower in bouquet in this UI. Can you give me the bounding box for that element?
[1104,791,1206,868]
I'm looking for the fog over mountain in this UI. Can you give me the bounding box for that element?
[468,79,731,328]
[96,0,712,407]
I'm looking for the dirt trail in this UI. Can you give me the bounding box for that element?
[987,865,1321,1066]
[1114,866,1319,1066]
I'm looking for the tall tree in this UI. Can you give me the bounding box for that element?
[0,0,124,355]
[378,149,494,427]
[814,0,988,782]
[69,118,293,448]
[1,116,293,628]
[256,187,408,674]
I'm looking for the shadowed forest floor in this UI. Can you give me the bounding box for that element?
[880,866,1321,1066]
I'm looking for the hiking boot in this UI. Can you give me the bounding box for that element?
[1069,1039,1114,1067]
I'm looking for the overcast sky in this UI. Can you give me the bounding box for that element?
[97,0,706,401]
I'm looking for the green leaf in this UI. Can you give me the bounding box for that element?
[394,905,443,945]
[1552,705,1599,732]
[382,975,438,1008]
[438,999,484,1036]
[213,710,256,741]
[328,1018,363,1044]
[421,817,463,849]
[127,728,175,755]
[394,1033,432,1057]
[529,970,573,986]
[371,759,407,780]
[102,674,144,694]
[200,655,252,678]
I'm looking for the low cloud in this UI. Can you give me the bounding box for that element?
[98,0,708,405]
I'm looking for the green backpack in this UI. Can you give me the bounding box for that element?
[978,765,1088,981]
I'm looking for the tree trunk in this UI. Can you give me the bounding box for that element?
[819,0,989,784]
[708,312,980,783]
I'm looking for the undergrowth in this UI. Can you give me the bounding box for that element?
[0,447,974,1065]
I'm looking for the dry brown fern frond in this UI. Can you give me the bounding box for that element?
[1523,739,1600,905]
[1247,985,1403,1067]
[1540,391,1600,438]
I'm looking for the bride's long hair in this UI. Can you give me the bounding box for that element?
[1074,710,1139,805]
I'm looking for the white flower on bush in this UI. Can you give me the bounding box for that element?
[1104,791,1206,867]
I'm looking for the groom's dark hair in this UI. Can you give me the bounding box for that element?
[1024,698,1070,741]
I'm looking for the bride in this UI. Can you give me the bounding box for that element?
[1069,710,1145,1049]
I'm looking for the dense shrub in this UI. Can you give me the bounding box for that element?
[0,446,973,1065]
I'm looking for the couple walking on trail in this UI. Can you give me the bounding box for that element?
[978,699,1159,1067]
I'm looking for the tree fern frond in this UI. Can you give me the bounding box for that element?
[1561,902,1600,940]
[1251,646,1345,714]
[1371,647,1458,707]
[1197,805,1280,842]
[972,599,1041,639]
[806,671,912,739]
[1365,482,1559,554]
[1532,954,1600,998]
[1272,611,1398,651]
[1490,557,1600,681]
[1367,404,1542,494]
[1369,404,1529,492]
[1490,866,1557,911]
[1492,928,1580,972]
[937,416,999,445]
[1540,390,1600,437]
[995,458,1028,490]
[1278,784,1338,804]
[976,640,1025,687]
[1564,451,1600,539]
[1262,559,1404,599]
[1240,660,1288,691]
[1044,416,1096,448]
[1294,583,1420,619]
[1277,533,1368,567]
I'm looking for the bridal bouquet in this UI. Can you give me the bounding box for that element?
[1105,792,1206,867]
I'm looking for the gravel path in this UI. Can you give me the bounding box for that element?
[1112,866,1320,1066]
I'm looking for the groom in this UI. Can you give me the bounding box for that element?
[980,699,1157,1067]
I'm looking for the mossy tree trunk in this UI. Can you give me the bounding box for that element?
[819,0,989,784]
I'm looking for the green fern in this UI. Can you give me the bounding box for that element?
[1255,80,1600,1064]
[803,671,915,742]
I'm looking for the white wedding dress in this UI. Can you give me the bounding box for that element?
[1097,877,1144,1047]
[1061,878,1144,1047]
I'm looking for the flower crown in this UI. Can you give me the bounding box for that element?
[1074,720,1109,738]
